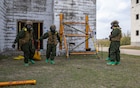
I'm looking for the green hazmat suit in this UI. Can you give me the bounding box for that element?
[13,27,35,64]
[109,26,122,62]
[40,31,61,60]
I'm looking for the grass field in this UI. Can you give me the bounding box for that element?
[120,45,140,50]
[0,52,140,88]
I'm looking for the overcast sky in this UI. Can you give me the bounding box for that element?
[97,0,131,39]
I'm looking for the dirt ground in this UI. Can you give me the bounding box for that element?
[0,52,140,88]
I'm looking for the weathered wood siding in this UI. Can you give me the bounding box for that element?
[0,0,96,52]
[0,0,7,52]
[54,0,96,51]
[5,0,53,49]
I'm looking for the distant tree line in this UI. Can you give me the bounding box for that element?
[97,33,130,47]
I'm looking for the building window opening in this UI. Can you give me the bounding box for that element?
[136,0,139,4]
[136,30,139,36]
[136,14,139,20]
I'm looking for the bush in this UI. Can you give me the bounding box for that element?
[97,33,130,47]
[120,35,130,45]
[97,39,110,47]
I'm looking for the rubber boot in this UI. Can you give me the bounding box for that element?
[115,62,120,65]
[50,60,55,64]
[46,58,49,63]
[30,59,35,64]
[107,61,116,65]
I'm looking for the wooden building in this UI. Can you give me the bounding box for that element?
[0,0,96,53]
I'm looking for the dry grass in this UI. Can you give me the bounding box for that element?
[0,53,140,88]
[120,45,140,50]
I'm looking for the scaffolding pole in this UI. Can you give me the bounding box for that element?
[59,13,98,59]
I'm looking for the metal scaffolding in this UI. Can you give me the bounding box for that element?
[59,13,99,59]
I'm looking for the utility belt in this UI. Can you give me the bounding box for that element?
[47,40,58,45]
[19,39,32,47]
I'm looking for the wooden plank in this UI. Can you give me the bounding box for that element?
[70,51,96,55]
[65,34,87,37]
[63,35,69,58]
[85,15,89,50]
[63,22,86,24]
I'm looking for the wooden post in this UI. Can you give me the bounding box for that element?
[19,22,21,31]
[59,13,64,50]
[64,35,69,58]
[18,22,21,50]
[33,23,41,61]
[85,15,89,50]
[38,23,40,50]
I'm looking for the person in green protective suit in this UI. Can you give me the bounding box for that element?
[106,27,113,61]
[39,25,61,64]
[107,20,122,65]
[12,21,36,66]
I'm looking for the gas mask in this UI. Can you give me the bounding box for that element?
[50,25,56,33]
[26,24,32,31]
[111,20,119,28]
[26,24,32,29]
[25,21,33,31]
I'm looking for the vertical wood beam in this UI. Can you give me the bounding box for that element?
[19,22,21,31]
[59,13,64,50]
[85,15,89,50]
[38,23,40,50]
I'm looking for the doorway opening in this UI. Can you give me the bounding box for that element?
[17,21,43,49]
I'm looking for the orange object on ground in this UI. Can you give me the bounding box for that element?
[33,50,41,60]
[0,80,36,87]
